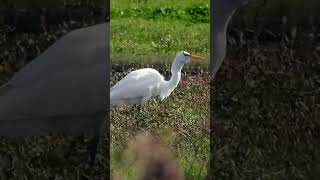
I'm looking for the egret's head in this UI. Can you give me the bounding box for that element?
[175,51,205,64]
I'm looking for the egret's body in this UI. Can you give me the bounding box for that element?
[110,51,205,106]
[111,68,164,105]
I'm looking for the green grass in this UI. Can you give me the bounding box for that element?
[111,18,209,61]
[110,0,210,64]
[111,0,209,10]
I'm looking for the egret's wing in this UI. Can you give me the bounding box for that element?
[110,68,163,105]
[111,69,154,91]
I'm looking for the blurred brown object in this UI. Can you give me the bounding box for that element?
[114,132,184,180]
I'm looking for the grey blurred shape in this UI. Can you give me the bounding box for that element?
[0,23,109,136]
[211,0,252,79]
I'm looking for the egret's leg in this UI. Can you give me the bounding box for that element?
[130,104,141,126]
[131,104,137,112]
[137,104,143,112]
[137,96,151,125]
[140,104,151,125]
[139,96,151,113]
[152,98,157,104]
[136,104,144,123]
[131,104,142,115]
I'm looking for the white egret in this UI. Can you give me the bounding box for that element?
[110,51,205,107]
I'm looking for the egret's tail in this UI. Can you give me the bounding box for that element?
[110,89,123,106]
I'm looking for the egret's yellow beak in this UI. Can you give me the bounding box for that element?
[190,54,206,61]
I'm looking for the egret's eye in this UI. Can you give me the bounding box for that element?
[183,51,191,56]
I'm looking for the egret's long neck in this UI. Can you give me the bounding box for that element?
[166,59,184,90]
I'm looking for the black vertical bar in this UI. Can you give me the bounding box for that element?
[209,0,214,179]
[105,0,110,179]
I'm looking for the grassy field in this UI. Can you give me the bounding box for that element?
[110,0,209,64]
[110,0,210,179]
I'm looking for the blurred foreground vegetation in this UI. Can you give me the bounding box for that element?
[212,40,320,179]
[212,0,320,178]
[0,2,109,179]
[0,1,106,85]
